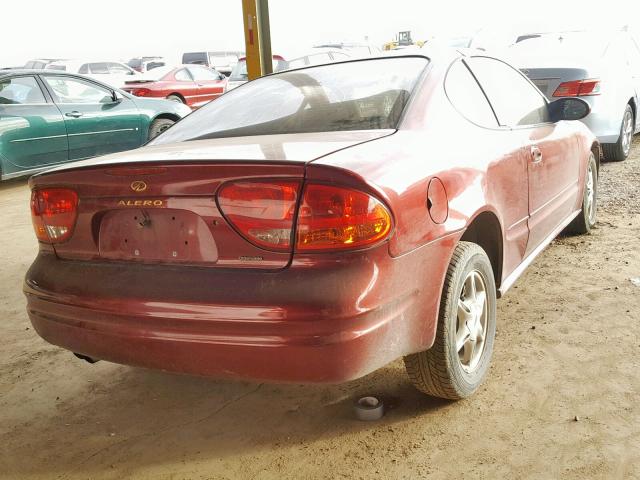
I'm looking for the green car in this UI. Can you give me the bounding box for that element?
[0,70,192,180]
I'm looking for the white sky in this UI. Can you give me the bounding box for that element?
[1,0,638,67]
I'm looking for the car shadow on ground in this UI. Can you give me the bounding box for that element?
[7,358,453,477]
[0,176,29,193]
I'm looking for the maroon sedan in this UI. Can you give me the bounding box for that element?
[25,51,598,399]
[122,64,227,109]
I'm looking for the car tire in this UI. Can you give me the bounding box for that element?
[166,94,184,104]
[565,153,598,235]
[602,104,634,162]
[404,241,496,400]
[148,118,175,139]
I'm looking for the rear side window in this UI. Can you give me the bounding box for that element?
[108,63,132,74]
[467,57,550,126]
[187,66,219,81]
[175,69,192,81]
[445,59,497,128]
[0,77,46,104]
[89,63,109,74]
[43,76,113,104]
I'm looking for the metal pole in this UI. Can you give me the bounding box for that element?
[257,0,272,75]
[241,0,272,80]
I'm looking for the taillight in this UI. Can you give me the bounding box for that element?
[217,181,393,253]
[217,181,299,251]
[296,184,392,251]
[30,188,78,243]
[130,88,151,97]
[553,79,601,97]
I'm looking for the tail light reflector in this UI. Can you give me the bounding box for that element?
[296,184,392,251]
[130,88,151,97]
[30,189,78,243]
[217,181,299,251]
[553,79,601,97]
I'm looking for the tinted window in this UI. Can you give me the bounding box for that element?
[108,63,132,74]
[89,63,109,74]
[445,60,497,127]
[175,69,192,81]
[151,58,427,144]
[0,77,46,104]
[43,76,113,104]
[468,57,549,126]
[128,58,142,68]
[79,64,89,74]
[187,66,219,81]
[182,52,208,65]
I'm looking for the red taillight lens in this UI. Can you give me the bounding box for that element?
[30,188,78,243]
[131,88,151,97]
[296,184,392,251]
[553,79,601,97]
[217,181,299,251]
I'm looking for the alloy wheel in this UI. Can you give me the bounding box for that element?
[456,270,488,373]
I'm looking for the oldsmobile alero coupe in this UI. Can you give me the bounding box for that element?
[24,50,599,399]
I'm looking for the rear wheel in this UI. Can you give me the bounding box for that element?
[149,118,175,139]
[404,242,497,399]
[602,104,634,161]
[565,153,598,235]
[166,94,184,104]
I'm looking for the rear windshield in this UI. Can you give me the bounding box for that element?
[182,52,207,65]
[151,57,427,144]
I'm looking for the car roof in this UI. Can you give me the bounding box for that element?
[0,69,126,91]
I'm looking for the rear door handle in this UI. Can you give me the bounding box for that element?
[531,145,543,163]
[65,111,83,118]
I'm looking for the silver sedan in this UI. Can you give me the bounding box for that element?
[509,29,640,161]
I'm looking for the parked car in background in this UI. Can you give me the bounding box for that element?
[0,70,190,180]
[510,29,640,161]
[314,42,382,57]
[227,54,288,90]
[182,51,243,76]
[284,49,352,70]
[24,59,64,69]
[127,56,166,73]
[227,50,351,91]
[24,51,598,400]
[122,64,227,109]
[46,60,141,89]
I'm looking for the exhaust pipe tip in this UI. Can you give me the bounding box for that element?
[73,353,100,364]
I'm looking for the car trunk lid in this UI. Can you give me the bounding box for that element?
[520,67,594,100]
[31,131,393,269]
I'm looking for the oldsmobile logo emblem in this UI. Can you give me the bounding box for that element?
[130,180,147,192]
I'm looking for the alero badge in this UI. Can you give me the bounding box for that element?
[130,180,147,192]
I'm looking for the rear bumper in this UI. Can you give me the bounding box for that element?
[580,96,623,144]
[24,242,451,383]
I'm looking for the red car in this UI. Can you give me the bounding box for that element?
[122,64,227,109]
[25,51,598,399]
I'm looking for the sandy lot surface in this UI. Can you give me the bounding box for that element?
[1,140,639,480]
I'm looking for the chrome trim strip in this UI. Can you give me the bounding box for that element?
[498,209,580,298]
[68,128,136,137]
[10,134,67,143]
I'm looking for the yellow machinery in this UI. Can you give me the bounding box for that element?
[383,31,425,50]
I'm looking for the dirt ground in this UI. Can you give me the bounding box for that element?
[1,139,639,480]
